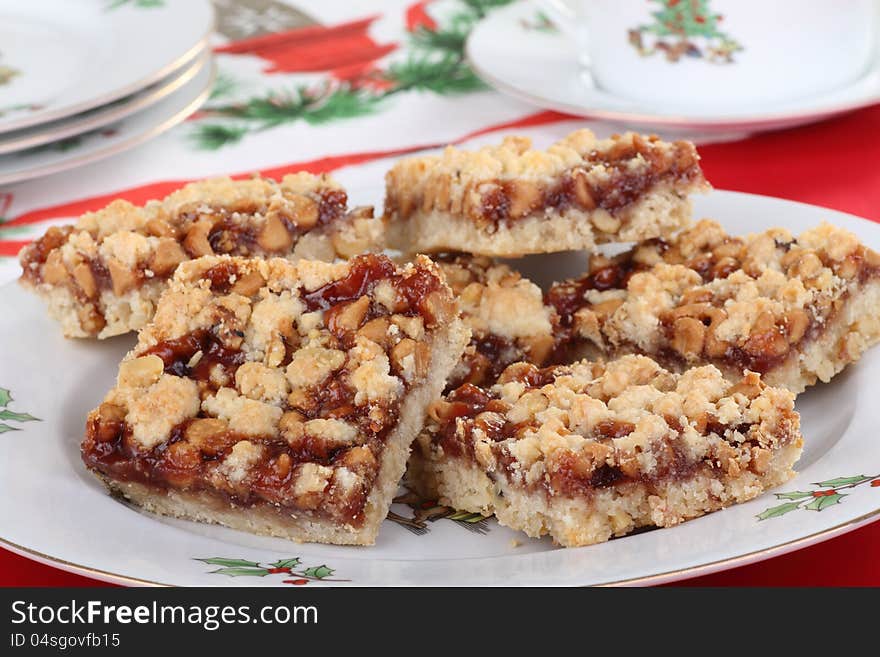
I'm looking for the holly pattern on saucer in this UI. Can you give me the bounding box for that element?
[629,0,743,63]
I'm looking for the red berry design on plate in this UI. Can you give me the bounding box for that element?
[285,579,309,586]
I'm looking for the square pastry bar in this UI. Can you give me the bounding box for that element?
[547,220,880,393]
[81,254,468,545]
[19,174,383,339]
[383,130,709,257]
[409,356,803,547]
[437,255,557,390]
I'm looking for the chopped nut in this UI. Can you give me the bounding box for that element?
[785,309,810,343]
[422,290,455,325]
[592,210,621,234]
[118,354,165,388]
[107,257,137,296]
[327,295,370,333]
[183,220,214,257]
[184,418,230,454]
[274,453,292,479]
[507,180,541,219]
[522,333,554,364]
[92,403,126,442]
[357,317,391,346]
[391,314,424,340]
[289,194,319,230]
[570,169,596,209]
[230,270,265,297]
[150,239,187,276]
[391,338,430,381]
[257,214,294,252]
[671,316,706,358]
[834,255,860,280]
[336,445,377,471]
[145,217,176,238]
[279,410,306,441]
[72,262,98,299]
[42,251,68,285]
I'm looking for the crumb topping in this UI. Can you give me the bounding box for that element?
[82,253,458,526]
[384,130,707,227]
[421,355,800,498]
[437,255,556,389]
[19,174,383,337]
[548,220,880,374]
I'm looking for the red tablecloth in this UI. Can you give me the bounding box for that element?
[4,106,880,586]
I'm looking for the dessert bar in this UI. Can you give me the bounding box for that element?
[384,130,708,257]
[409,355,803,547]
[547,220,880,393]
[81,253,469,545]
[20,174,383,338]
[437,255,556,389]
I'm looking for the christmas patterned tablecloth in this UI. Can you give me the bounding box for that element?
[2,0,880,586]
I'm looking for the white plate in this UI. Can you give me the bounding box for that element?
[0,49,209,156]
[0,57,214,186]
[1,190,879,586]
[466,1,880,133]
[0,0,213,134]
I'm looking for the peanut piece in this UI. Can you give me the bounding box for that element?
[287,195,319,230]
[357,317,391,346]
[150,239,187,277]
[118,354,164,388]
[72,262,98,299]
[671,316,706,358]
[183,220,214,257]
[230,270,266,297]
[391,338,429,381]
[42,251,68,285]
[328,295,370,333]
[257,214,294,252]
[570,169,596,210]
[145,217,175,238]
[787,313,810,348]
[507,180,541,219]
[184,418,230,454]
[422,290,455,325]
[591,210,621,234]
[107,257,136,296]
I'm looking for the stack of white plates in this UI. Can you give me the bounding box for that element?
[0,0,215,185]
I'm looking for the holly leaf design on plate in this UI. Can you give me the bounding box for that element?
[813,476,874,488]
[270,558,302,569]
[0,423,19,434]
[773,491,815,500]
[0,387,11,407]
[302,565,334,579]
[805,493,846,511]
[0,409,38,422]
[209,567,270,577]
[196,557,262,568]
[756,501,803,520]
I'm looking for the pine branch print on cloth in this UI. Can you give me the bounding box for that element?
[192,0,515,150]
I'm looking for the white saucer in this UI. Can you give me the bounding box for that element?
[0,57,215,186]
[466,1,880,133]
[0,0,214,134]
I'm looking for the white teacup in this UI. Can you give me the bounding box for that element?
[539,0,879,110]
